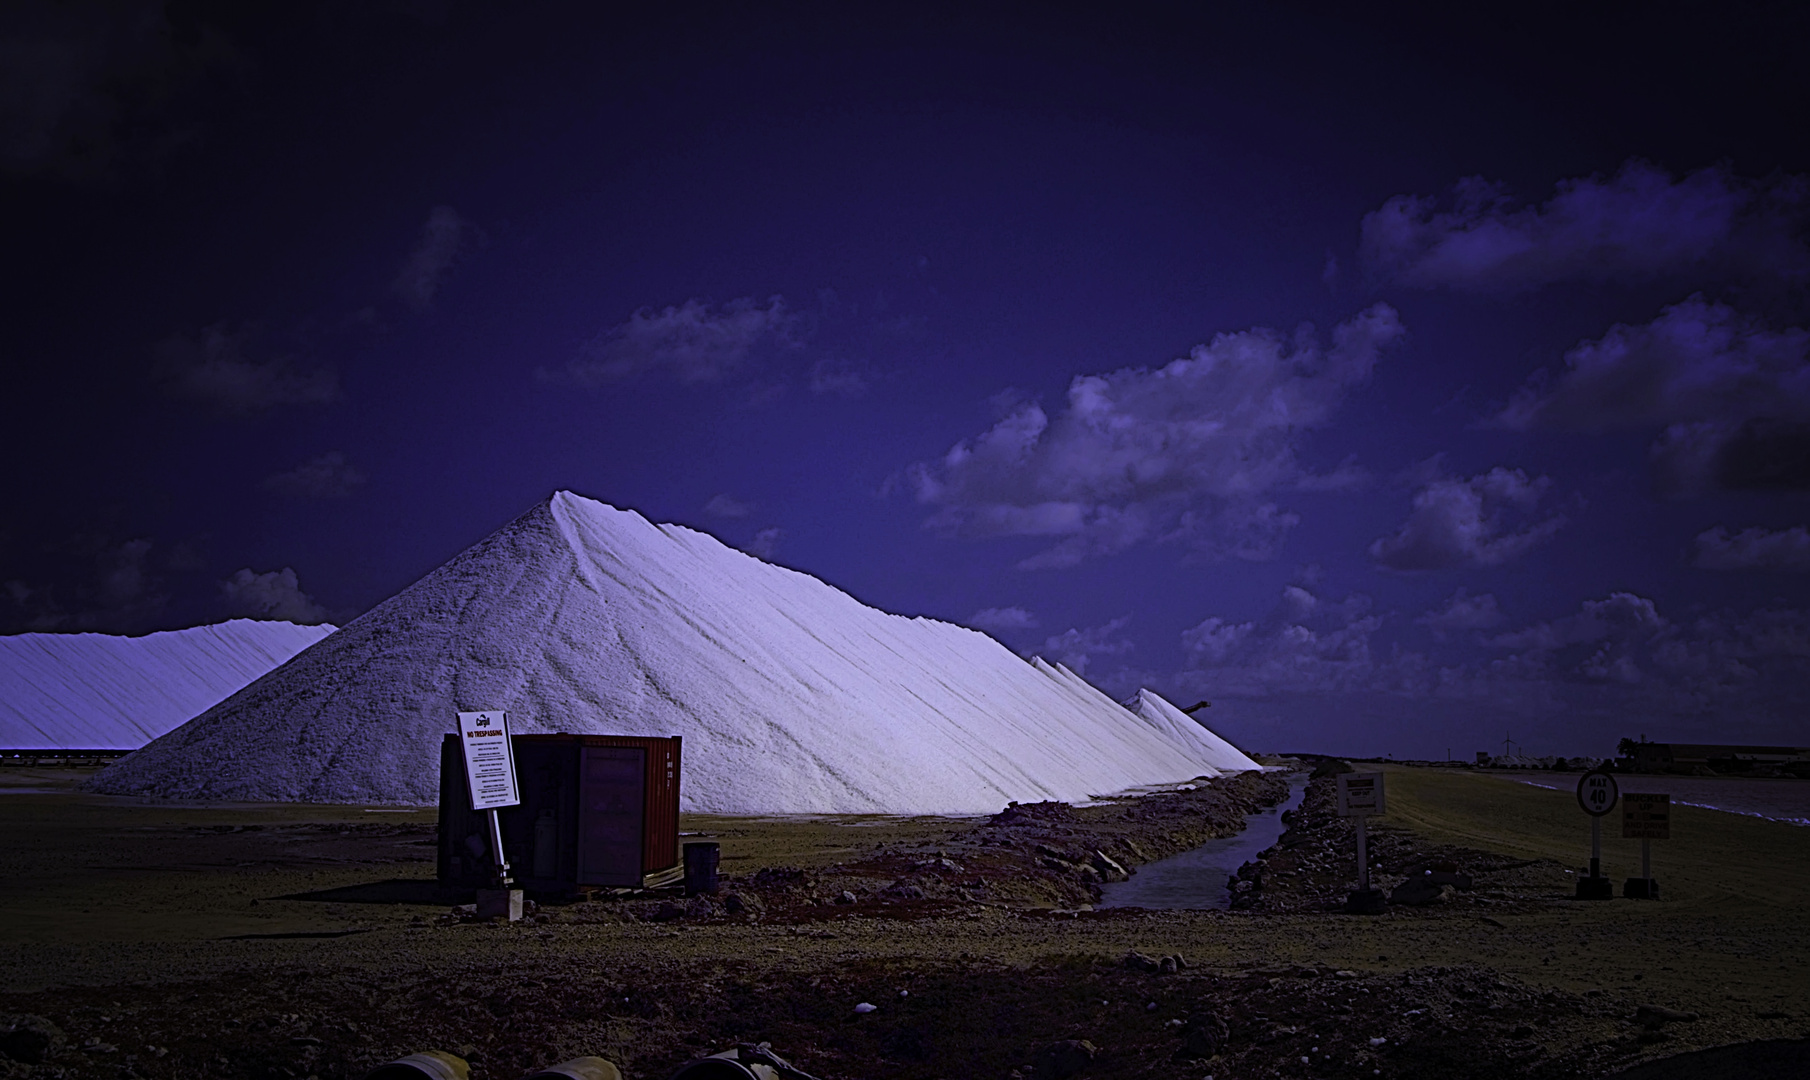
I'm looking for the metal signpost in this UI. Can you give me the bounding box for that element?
[458,710,523,920]
[1338,772,1386,914]
[1620,793,1669,899]
[1574,769,1618,900]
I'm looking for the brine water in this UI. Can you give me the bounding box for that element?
[1099,772,1310,910]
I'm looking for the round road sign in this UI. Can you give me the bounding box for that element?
[1576,770,1619,817]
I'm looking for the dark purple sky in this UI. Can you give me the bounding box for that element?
[5,2,1809,759]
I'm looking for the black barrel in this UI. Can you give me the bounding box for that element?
[683,841,720,895]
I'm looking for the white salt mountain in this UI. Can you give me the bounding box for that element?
[0,620,336,749]
[1124,688,1259,773]
[94,492,1254,812]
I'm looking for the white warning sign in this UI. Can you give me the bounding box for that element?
[458,710,519,811]
[1337,772,1385,817]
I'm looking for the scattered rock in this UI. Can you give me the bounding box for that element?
[853,1002,877,1014]
[1389,877,1455,907]
[1635,1004,1698,1029]
[989,801,1079,826]
[0,1014,65,1064]
[835,890,857,904]
[1177,1012,1228,1059]
[1034,1039,1097,1079]
[1159,955,1178,974]
[1123,950,1162,973]
[1090,851,1129,883]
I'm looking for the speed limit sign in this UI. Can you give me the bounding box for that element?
[1576,770,1619,817]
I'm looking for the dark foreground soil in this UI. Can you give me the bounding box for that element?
[1,764,1805,1080]
[0,951,1686,1080]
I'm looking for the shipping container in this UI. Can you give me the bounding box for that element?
[438,733,682,892]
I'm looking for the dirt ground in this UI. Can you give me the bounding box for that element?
[0,763,1804,1080]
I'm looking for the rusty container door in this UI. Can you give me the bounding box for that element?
[576,745,647,887]
[642,736,680,875]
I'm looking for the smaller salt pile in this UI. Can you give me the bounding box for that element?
[1124,688,1259,773]
[93,492,1256,812]
[0,620,336,749]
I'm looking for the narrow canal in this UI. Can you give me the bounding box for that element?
[1098,771,1310,910]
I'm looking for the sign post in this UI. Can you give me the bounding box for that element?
[1620,793,1669,900]
[1337,771,1386,914]
[1574,769,1618,901]
[458,710,522,921]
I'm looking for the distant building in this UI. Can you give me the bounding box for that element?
[1484,754,1603,770]
[1620,739,1810,770]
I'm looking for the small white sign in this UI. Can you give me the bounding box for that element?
[1576,770,1619,817]
[1622,793,1670,840]
[1337,772,1385,817]
[458,711,519,811]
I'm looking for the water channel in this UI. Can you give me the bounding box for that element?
[1098,771,1309,910]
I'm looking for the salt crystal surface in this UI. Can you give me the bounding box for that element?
[91,492,1255,811]
[0,620,335,749]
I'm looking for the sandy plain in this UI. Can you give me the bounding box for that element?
[0,764,1804,1080]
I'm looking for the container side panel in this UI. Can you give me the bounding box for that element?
[439,733,486,887]
[437,735,457,884]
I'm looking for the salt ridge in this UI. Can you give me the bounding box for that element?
[92,492,1254,812]
[0,620,336,749]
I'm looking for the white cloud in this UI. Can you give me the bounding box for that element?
[1417,588,1506,636]
[703,494,752,518]
[968,606,1039,631]
[561,296,798,385]
[1360,160,1801,292]
[809,356,872,397]
[259,451,365,499]
[1036,616,1133,676]
[1177,586,1407,698]
[1490,592,1666,654]
[1368,467,1566,571]
[219,567,330,624]
[1694,525,1810,571]
[1494,297,1810,495]
[909,303,1404,568]
[156,324,338,414]
[393,205,472,311]
[1496,297,1810,430]
[744,527,783,559]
